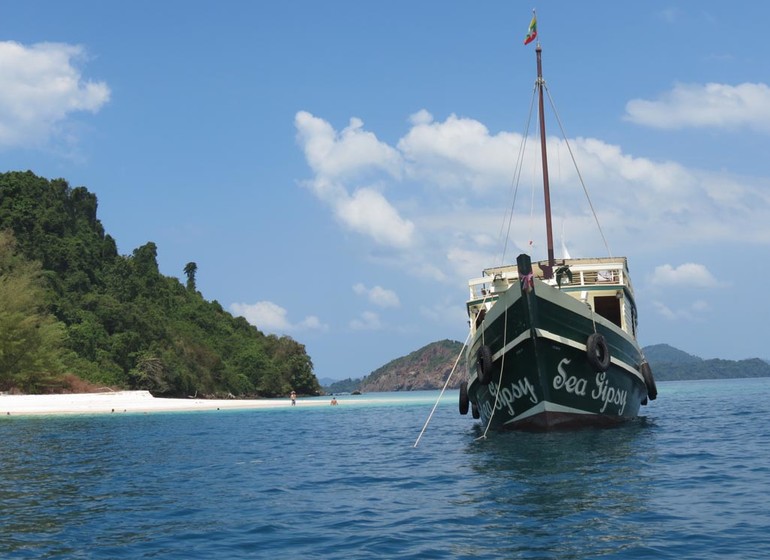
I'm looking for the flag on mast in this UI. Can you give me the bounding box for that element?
[524,12,537,45]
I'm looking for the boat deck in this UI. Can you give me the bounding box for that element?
[466,256,638,337]
[468,257,632,301]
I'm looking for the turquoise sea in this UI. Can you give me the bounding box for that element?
[2,378,769,559]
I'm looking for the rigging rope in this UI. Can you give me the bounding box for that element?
[544,85,613,258]
[501,79,614,264]
[527,156,538,252]
[500,83,538,265]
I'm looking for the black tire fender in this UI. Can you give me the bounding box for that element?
[471,402,480,419]
[640,360,657,401]
[459,381,470,415]
[586,333,611,372]
[476,345,494,385]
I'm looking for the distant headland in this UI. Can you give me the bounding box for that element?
[322,340,770,394]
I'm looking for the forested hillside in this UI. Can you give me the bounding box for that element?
[0,171,320,397]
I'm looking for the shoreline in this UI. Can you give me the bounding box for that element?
[0,390,352,417]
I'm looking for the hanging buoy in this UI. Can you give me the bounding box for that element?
[640,360,657,400]
[586,333,611,371]
[459,381,469,415]
[476,345,494,385]
[472,402,480,419]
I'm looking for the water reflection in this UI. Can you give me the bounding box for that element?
[460,419,661,558]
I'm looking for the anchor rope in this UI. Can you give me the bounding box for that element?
[476,302,509,441]
[413,331,471,448]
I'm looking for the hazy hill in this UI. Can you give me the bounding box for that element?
[325,341,770,393]
[643,344,701,364]
[357,339,466,393]
[644,343,770,381]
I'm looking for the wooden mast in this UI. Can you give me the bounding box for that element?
[535,43,555,277]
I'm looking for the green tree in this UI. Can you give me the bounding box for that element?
[0,231,69,391]
[183,261,198,292]
[0,171,320,396]
[129,352,173,394]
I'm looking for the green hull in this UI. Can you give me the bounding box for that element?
[465,259,649,431]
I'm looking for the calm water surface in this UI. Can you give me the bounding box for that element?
[1,379,769,559]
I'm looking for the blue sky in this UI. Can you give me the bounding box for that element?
[1,1,769,381]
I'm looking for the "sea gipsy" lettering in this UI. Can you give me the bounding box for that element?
[554,358,629,414]
[482,377,539,418]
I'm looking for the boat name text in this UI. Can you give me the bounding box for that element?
[554,358,628,414]
[592,371,627,414]
[554,358,588,395]
[486,377,539,418]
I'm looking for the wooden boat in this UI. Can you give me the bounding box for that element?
[459,32,657,432]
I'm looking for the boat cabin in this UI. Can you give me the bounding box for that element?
[466,257,638,338]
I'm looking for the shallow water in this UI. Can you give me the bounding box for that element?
[1,380,769,559]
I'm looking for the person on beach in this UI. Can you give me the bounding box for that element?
[330,397,338,406]
[290,390,296,406]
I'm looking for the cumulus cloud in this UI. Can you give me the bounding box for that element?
[353,283,400,307]
[295,108,770,293]
[350,311,382,331]
[295,111,414,248]
[446,246,495,283]
[230,301,327,334]
[624,82,770,132]
[0,41,110,148]
[650,263,720,288]
[337,187,415,248]
[295,111,402,180]
[652,299,711,322]
[398,111,518,191]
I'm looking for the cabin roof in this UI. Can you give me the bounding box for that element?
[482,256,629,278]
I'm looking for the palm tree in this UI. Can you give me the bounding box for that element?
[183,261,198,292]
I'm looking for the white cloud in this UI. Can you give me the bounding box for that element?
[446,246,496,284]
[350,311,382,331]
[230,301,327,334]
[295,110,402,181]
[337,187,415,248]
[650,263,720,288]
[0,41,110,148]
[353,283,400,308]
[653,301,677,321]
[624,82,770,132]
[652,299,711,322]
[397,112,518,191]
[295,109,770,298]
[409,109,434,126]
[295,111,414,248]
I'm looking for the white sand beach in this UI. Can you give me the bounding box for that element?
[0,391,351,416]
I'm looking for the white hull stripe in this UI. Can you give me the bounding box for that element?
[489,328,644,383]
[502,400,590,425]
